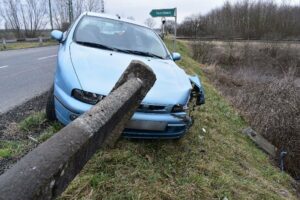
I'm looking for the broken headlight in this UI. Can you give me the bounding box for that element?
[172,104,188,113]
[72,89,105,105]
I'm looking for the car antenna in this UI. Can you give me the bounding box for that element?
[116,14,121,19]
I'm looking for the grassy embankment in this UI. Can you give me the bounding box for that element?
[0,40,57,51]
[0,40,298,199]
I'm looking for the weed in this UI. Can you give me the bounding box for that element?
[38,122,63,142]
[0,149,11,158]
[19,112,46,132]
[197,40,300,179]
[0,141,27,159]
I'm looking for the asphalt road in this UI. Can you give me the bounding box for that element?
[0,46,58,114]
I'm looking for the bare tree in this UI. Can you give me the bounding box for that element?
[52,0,69,30]
[20,0,48,37]
[178,0,300,40]
[0,0,48,38]
[0,0,22,37]
[0,4,3,28]
[144,18,156,28]
[101,0,105,13]
[85,0,101,12]
[163,20,176,34]
[73,0,85,18]
[52,0,103,30]
[0,16,3,29]
[73,0,103,18]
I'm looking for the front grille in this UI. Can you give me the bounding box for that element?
[137,104,167,113]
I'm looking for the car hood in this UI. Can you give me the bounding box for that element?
[70,42,192,105]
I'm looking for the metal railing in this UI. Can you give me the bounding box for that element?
[1,37,52,49]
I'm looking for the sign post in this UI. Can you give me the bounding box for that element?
[161,17,166,38]
[2,38,6,49]
[150,8,177,51]
[174,8,177,50]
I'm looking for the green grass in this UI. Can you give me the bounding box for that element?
[0,113,46,160]
[0,112,61,160]
[0,40,57,51]
[38,122,63,142]
[0,141,27,159]
[58,40,298,199]
[19,112,46,132]
[0,149,11,159]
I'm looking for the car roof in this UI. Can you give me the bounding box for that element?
[84,12,150,29]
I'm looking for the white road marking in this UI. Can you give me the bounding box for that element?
[0,65,8,69]
[38,55,57,60]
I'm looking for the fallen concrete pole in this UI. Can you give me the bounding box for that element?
[242,127,277,158]
[0,60,156,200]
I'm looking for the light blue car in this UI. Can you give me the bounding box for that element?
[46,12,205,139]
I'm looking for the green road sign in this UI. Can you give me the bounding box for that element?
[150,8,176,17]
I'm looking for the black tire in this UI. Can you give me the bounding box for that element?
[46,85,57,121]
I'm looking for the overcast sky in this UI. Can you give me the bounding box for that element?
[106,0,234,26]
[105,0,300,27]
[0,0,299,29]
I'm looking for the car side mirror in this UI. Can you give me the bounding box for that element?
[51,30,63,42]
[172,52,181,61]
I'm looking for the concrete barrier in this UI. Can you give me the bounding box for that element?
[0,60,156,200]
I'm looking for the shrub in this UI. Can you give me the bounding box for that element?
[195,41,300,178]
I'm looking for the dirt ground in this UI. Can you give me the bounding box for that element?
[0,92,48,174]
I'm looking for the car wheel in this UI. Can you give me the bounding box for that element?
[46,85,57,121]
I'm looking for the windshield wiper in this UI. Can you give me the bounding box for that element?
[116,49,164,59]
[76,42,164,59]
[76,41,115,51]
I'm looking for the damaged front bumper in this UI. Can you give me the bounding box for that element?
[54,84,192,139]
[54,70,205,140]
[189,75,205,105]
[123,112,192,139]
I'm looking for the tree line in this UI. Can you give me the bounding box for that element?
[0,0,104,38]
[178,0,300,40]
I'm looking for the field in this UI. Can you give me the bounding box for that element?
[191,40,300,179]
[0,40,299,199]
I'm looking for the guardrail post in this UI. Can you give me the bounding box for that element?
[39,36,43,46]
[0,60,156,200]
[2,38,6,49]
